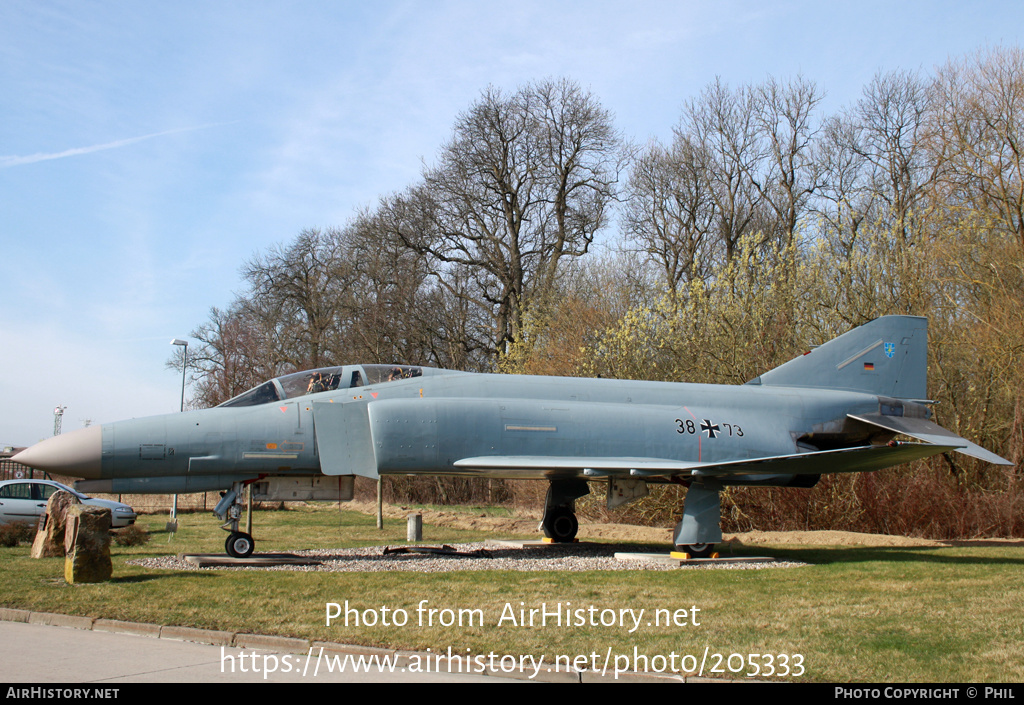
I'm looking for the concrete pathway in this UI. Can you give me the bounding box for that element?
[0,620,528,683]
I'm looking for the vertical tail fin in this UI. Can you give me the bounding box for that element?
[748,316,928,399]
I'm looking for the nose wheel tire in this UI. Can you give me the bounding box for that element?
[225,532,255,558]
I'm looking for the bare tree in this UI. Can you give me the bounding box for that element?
[852,69,939,242]
[387,79,622,357]
[240,227,358,371]
[530,79,625,302]
[750,74,825,248]
[933,45,1024,254]
[810,111,872,249]
[345,206,490,369]
[622,137,716,293]
[679,78,766,262]
[179,303,279,407]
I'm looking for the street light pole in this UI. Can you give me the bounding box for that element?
[169,339,188,531]
[171,339,188,413]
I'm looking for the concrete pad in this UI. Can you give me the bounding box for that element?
[614,552,777,566]
[180,553,322,568]
[485,539,583,549]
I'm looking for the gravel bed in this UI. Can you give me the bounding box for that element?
[127,542,808,573]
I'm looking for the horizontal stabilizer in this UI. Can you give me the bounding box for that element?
[850,413,1013,466]
[689,442,961,477]
[455,442,960,478]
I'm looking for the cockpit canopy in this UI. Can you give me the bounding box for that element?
[218,364,434,408]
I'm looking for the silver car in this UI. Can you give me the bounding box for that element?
[0,479,137,528]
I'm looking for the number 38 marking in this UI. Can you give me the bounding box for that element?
[675,418,696,434]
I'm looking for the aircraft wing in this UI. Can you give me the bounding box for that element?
[849,413,1013,466]
[454,442,961,479]
[453,456,703,477]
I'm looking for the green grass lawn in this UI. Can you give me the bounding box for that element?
[2,504,1022,682]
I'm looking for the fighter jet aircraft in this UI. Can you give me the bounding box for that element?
[14,315,1012,558]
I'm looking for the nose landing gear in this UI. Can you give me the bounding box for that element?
[215,482,256,558]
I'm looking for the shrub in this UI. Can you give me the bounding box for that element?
[112,524,150,547]
[0,522,36,547]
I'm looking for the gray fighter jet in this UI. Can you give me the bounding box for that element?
[14,315,1011,558]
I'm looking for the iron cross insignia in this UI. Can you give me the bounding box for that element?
[700,419,720,438]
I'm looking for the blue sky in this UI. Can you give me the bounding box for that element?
[2,1,1022,446]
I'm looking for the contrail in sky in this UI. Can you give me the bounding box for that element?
[0,123,234,169]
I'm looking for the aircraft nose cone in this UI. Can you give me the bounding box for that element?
[13,426,103,479]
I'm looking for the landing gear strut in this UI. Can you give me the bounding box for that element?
[673,480,722,558]
[541,479,589,543]
[214,482,255,558]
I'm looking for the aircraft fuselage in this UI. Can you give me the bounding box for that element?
[78,371,881,491]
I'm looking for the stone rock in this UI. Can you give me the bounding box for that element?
[30,490,81,559]
[64,505,112,583]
